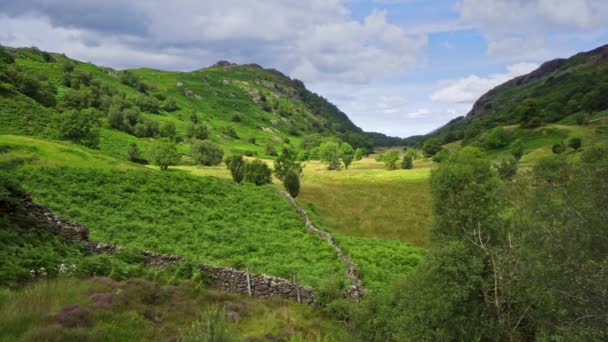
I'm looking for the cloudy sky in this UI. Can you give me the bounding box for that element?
[1,0,607,137]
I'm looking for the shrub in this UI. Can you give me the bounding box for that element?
[244,159,272,185]
[354,148,364,161]
[148,140,180,170]
[432,148,450,163]
[552,142,566,154]
[340,143,355,169]
[186,123,209,140]
[422,138,442,157]
[224,154,246,184]
[224,126,239,139]
[308,147,320,160]
[284,170,300,198]
[55,109,100,149]
[568,137,582,151]
[511,140,524,160]
[265,144,278,156]
[274,147,303,181]
[231,113,242,122]
[319,142,341,170]
[127,143,140,162]
[159,121,176,140]
[383,150,400,170]
[495,157,518,180]
[402,155,413,169]
[483,127,510,149]
[247,137,256,145]
[191,140,224,166]
[574,112,589,125]
[161,97,178,112]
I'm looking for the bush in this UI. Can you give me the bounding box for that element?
[432,148,450,163]
[231,113,242,122]
[244,159,272,185]
[186,123,209,140]
[55,109,100,149]
[574,112,590,125]
[161,97,177,112]
[568,137,582,151]
[383,150,400,170]
[422,139,442,157]
[274,147,303,181]
[354,148,364,161]
[191,140,224,166]
[483,127,510,149]
[284,170,300,198]
[511,140,524,160]
[319,142,341,170]
[402,155,413,169]
[265,144,278,156]
[552,142,566,154]
[224,154,246,184]
[159,121,176,140]
[224,126,239,139]
[127,143,140,162]
[495,157,518,180]
[148,140,180,171]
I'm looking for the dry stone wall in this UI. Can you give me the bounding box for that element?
[25,195,317,304]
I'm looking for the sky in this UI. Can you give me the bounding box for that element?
[1,0,607,137]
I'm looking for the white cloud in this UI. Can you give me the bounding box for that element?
[455,0,608,61]
[430,62,539,104]
[407,108,431,118]
[0,1,427,83]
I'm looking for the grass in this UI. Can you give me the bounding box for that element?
[0,277,351,341]
[298,157,433,248]
[1,135,343,288]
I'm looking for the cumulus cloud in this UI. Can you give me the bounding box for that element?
[456,0,608,60]
[430,62,539,104]
[0,0,426,83]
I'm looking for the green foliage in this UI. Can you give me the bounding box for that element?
[148,140,180,170]
[273,147,303,181]
[224,154,246,184]
[422,138,442,157]
[319,142,341,170]
[265,144,277,157]
[574,112,590,125]
[354,148,364,161]
[55,109,100,148]
[431,148,450,163]
[518,98,543,128]
[159,121,176,140]
[382,150,400,170]
[401,155,413,169]
[510,139,524,160]
[223,126,239,139]
[483,127,510,149]
[568,137,582,150]
[161,97,178,112]
[186,123,209,140]
[191,140,224,166]
[283,170,300,198]
[339,143,355,169]
[244,159,272,185]
[127,143,140,162]
[552,142,566,154]
[495,157,518,180]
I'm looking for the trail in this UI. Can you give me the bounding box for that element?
[279,191,366,299]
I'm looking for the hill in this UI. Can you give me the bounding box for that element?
[0,45,402,163]
[427,44,608,145]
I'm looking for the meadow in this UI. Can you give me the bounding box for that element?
[1,136,343,288]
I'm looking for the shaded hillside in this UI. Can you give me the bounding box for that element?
[428,44,608,144]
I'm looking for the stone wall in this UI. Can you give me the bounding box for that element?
[25,195,317,304]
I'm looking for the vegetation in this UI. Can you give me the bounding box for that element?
[243,159,273,186]
[224,154,246,184]
[283,170,300,198]
[148,140,180,170]
[191,140,224,166]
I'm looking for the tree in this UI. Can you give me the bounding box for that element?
[274,147,303,181]
[225,154,246,184]
[517,98,542,128]
[265,144,278,156]
[309,147,320,160]
[574,112,589,126]
[568,137,582,151]
[354,148,364,161]
[284,170,300,198]
[319,142,341,170]
[162,97,178,112]
[511,140,524,160]
[55,109,100,148]
[383,150,400,170]
[148,140,180,170]
[244,159,272,185]
[191,140,224,166]
[340,143,355,169]
[422,139,442,157]
[552,142,566,154]
[402,155,413,169]
[432,148,450,163]
[127,143,140,162]
[160,121,176,139]
[495,157,518,180]
[483,127,510,149]
[186,123,209,140]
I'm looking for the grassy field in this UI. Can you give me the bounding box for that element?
[0,277,351,341]
[298,157,433,248]
[1,135,343,288]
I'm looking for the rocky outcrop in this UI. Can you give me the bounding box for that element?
[278,191,366,299]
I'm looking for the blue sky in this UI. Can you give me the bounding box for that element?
[1,0,607,137]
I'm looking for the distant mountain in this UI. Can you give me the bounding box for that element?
[426,44,608,144]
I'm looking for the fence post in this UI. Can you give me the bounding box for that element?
[246,266,252,297]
